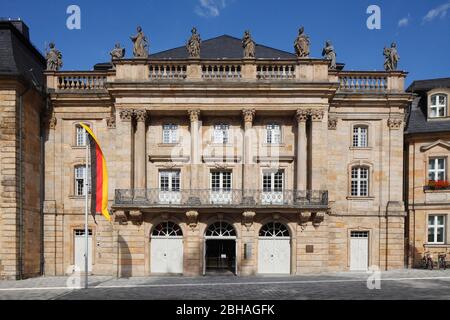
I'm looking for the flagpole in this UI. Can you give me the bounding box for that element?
[84,133,89,289]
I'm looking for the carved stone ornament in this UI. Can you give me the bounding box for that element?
[106,114,116,129]
[296,109,309,122]
[113,209,127,223]
[129,210,143,224]
[188,109,201,122]
[242,211,256,230]
[186,210,199,229]
[309,109,324,121]
[298,211,311,226]
[328,117,338,130]
[242,109,255,124]
[387,118,402,130]
[49,116,57,129]
[134,110,147,122]
[312,212,325,228]
[119,109,133,121]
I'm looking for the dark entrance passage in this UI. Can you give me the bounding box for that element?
[205,239,236,275]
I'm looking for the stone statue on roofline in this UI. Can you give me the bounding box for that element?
[242,30,256,58]
[294,26,310,58]
[110,43,125,60]
[383,42,400,71]
[130,26,149,58]
[322,40,336,70]
[45,42,63,71]
[186,27,201,58]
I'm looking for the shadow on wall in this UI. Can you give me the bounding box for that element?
[118,235,132,278]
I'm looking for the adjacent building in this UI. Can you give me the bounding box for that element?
[405,78,450,267]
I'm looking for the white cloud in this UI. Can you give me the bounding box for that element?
[398,16,409,27]
[423,2,450,23]
[195,0,227,17]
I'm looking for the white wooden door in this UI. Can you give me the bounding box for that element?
[258,238,290,274]
[350,231,369,271]
[151,238,183,274]
[74,230,92,272]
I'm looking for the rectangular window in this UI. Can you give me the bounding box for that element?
[351,167,369,197]
[162,124,178,144]
[430,94,447,118]
[213,124,230,144]
[210,171,232,204]
[428,215,445,244]
[76,126,87,146]
[159,170,180,191]
[75,166,91,196]
[352,126,368,148]
[428,158,446,181]
[262,170,284,204]
[266,124,281,144]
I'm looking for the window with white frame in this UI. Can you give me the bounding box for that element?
[428,158,446,181]
[213,123,230,144]
[352,125,368,148]
[266,123,281,144]
[159,170,180,191]
[74,165,91,196]
[351,167,369,197]
[162,123,178,144]
[428,215,445,244]
[76,125,88,147]
[430,94,447,118]
[262,170,284,192]
[211,171,232,191]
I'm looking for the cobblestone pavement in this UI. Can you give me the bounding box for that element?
[1,269,450,300]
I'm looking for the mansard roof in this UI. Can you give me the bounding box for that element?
[405,77,450,135]
[149,34,297,60]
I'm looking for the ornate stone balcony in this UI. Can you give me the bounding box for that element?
[113,188,328,209]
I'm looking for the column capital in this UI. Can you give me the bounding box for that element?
[387,118,402,130]
[295,109,309,122]
[119,109,134,121]
[134,109,148,122]
[309,109,324,121]
[242,108,256,124]
[188,109,201,122]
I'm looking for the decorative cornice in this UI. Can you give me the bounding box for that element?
[420,139,450,152]
[328,117,338,130]
[387,118,402,130]
[295,109,309,122]
[242,108,256,124]
[188,109,201,122]
[119,109,133,121]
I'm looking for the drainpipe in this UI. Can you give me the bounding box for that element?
[39,97,47,276]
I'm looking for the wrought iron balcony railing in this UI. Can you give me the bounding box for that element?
[114,189,328,208]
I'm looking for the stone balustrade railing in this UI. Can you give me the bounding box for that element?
[55,72,108,90]
[45,60,407,92]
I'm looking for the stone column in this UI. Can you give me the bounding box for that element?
[309,108,326,190]
[296,109,308,192]
[117,109,134,189]
[242,109,255,196]
[188,110,201,190]
[134,110,147,190]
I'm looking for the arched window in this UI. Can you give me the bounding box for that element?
[351,166,369,197]
[205,221,236,237]
[352,125,368,148]
[152,221,183,237]
[259,222,290,237]
[75,124,88,146]
[430,94,447,118]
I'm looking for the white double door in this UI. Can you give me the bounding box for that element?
[74,230,92,272]
[151,237,183,274]
[258,238,290,274]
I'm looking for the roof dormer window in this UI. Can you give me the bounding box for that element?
[430,94,447,118]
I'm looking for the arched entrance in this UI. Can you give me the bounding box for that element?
[258,222,291,274]
[203,221,237,275]
[150,221,183,274]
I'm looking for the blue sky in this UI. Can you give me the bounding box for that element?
[2,0,449,85]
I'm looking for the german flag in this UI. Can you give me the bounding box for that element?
[79,123,111,222]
